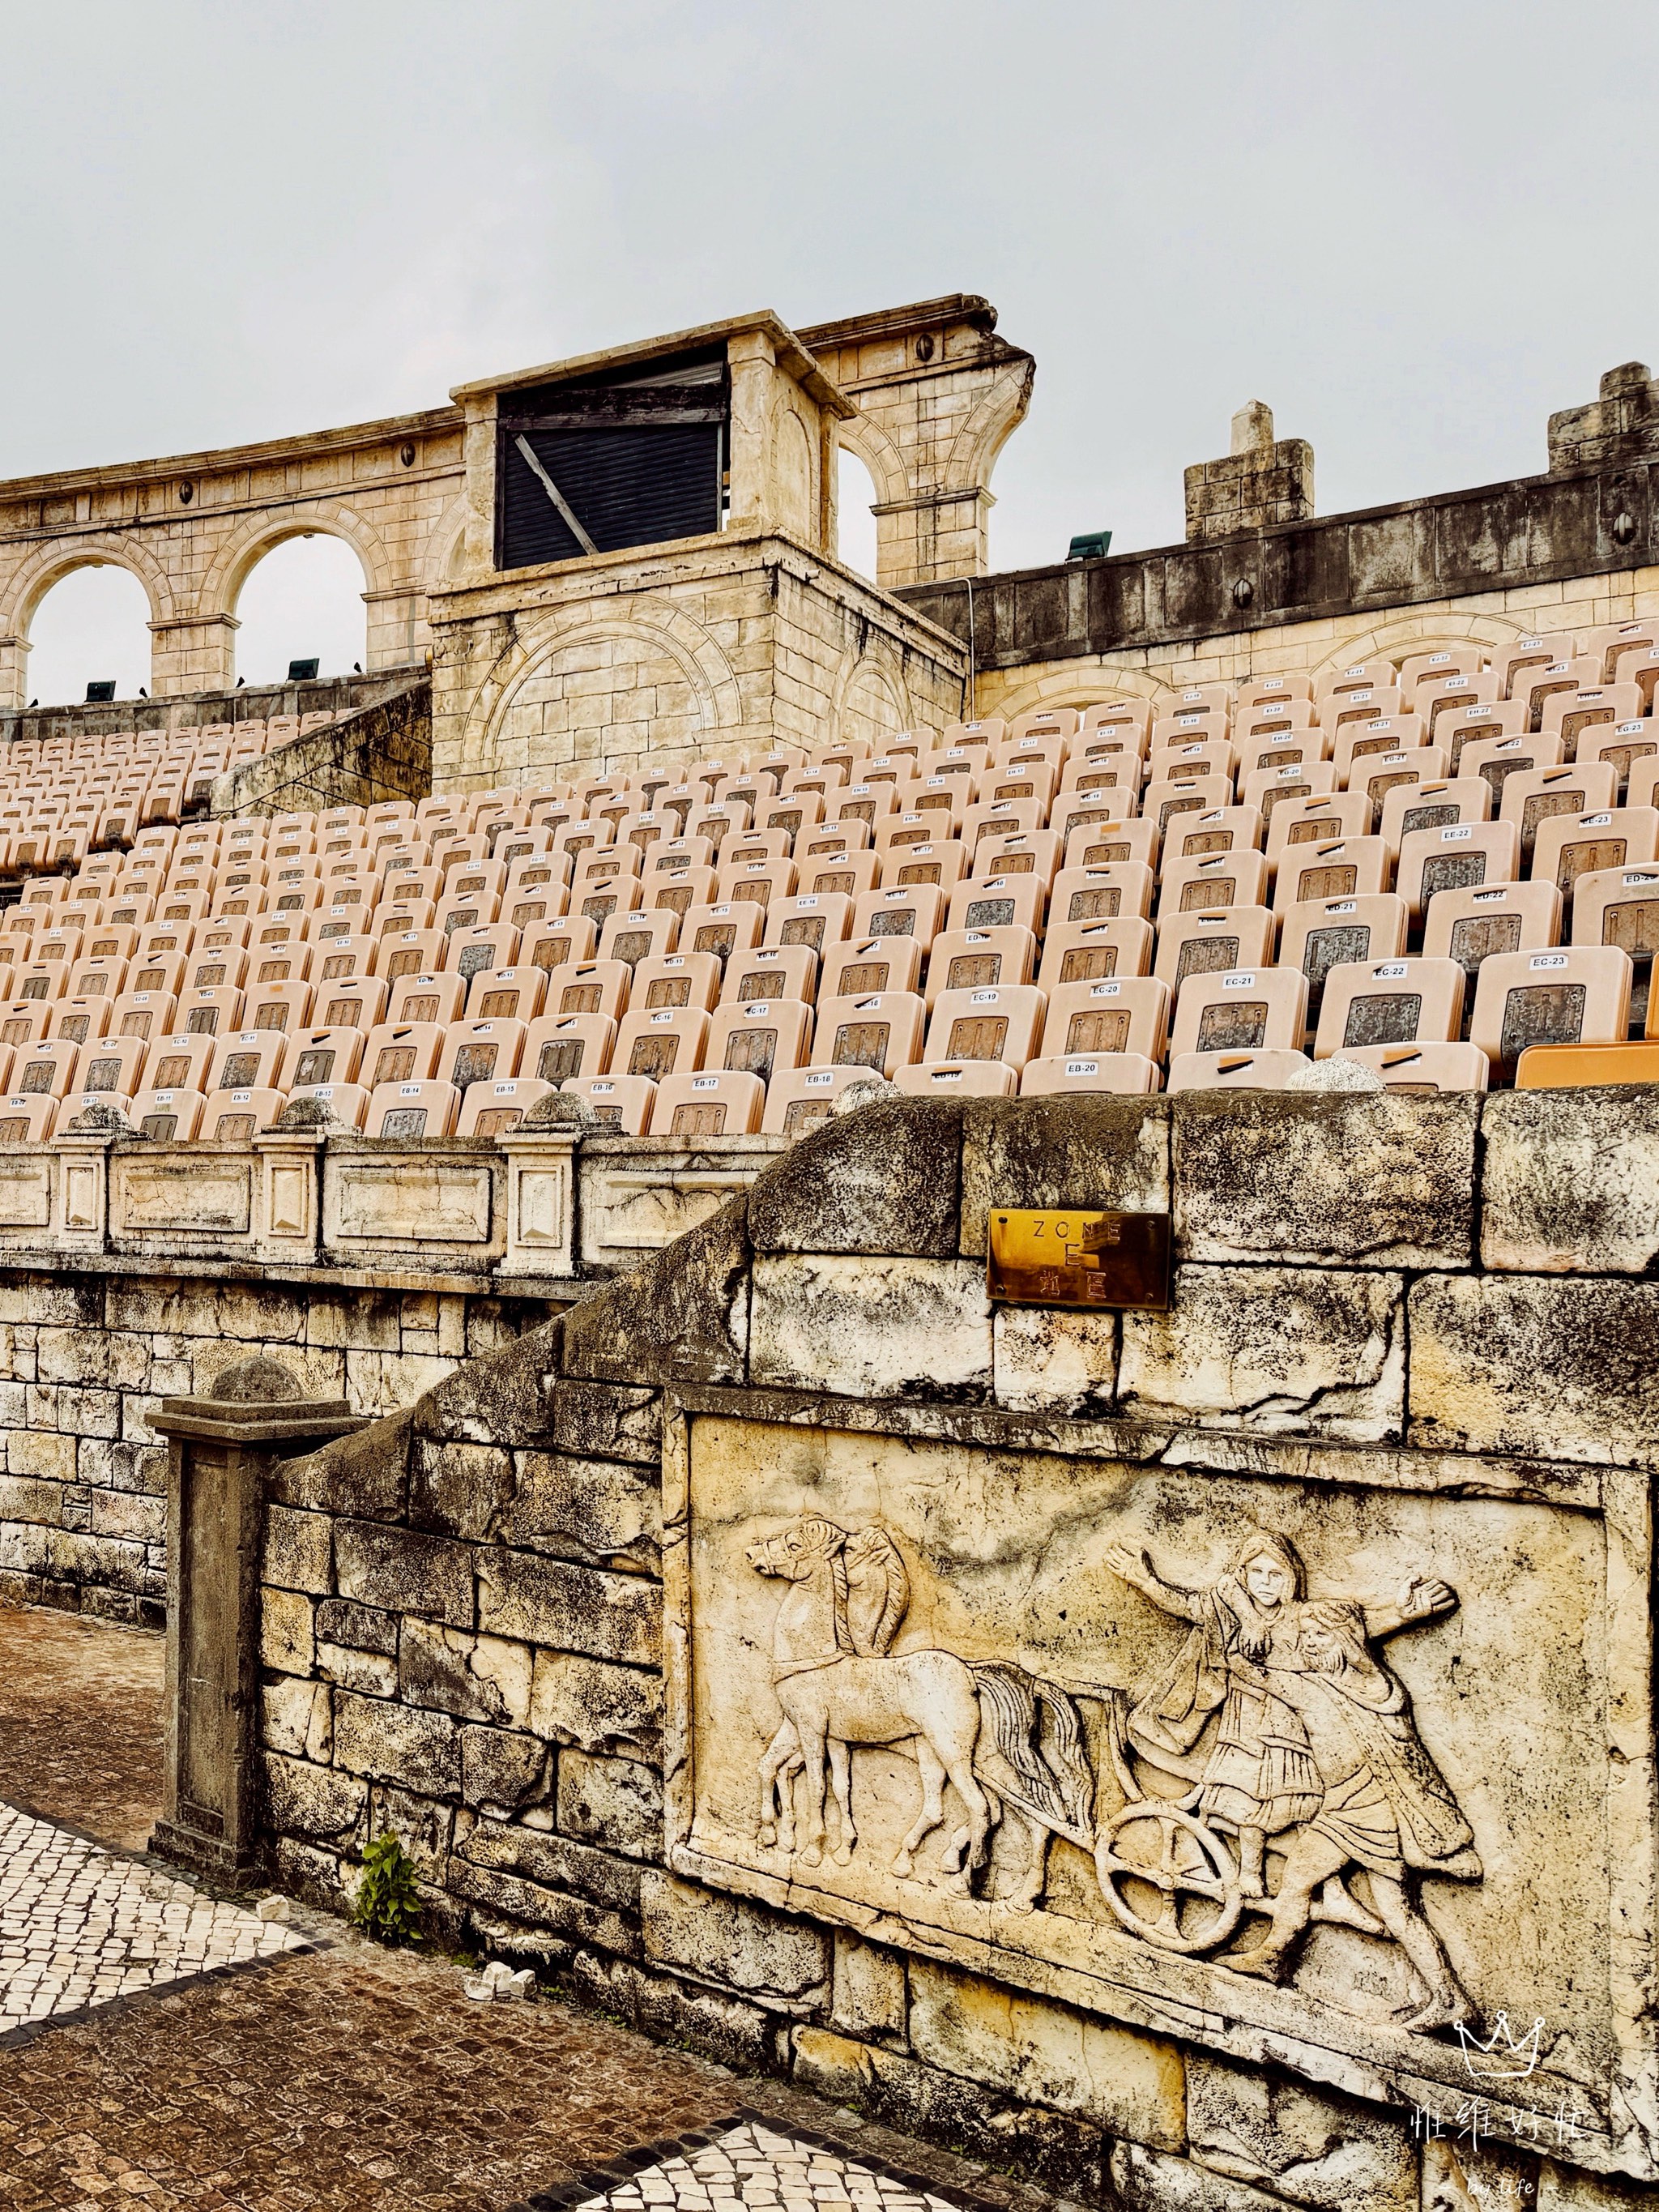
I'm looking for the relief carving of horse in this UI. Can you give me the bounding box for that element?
[745,1517,1094,1901]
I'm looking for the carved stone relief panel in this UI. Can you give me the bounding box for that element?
[666,1414,1654,2179]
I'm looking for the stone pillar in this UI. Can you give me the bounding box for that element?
[1183,401,1314,543]
[0,633,28,712]
[149,1357,366,1885]
[254,1122,326,1266]
[499,1125,581,1276]
[51,1122,115,1253]
[148,612,238,696]
[362,584,428,672]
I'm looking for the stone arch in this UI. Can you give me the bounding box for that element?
[943,357,1036,494]
[424,493,474,588]
[1307,610,1519,683]
[835,412,909,513]
[986,665,1162,721]
[198,501,390,621]
[462,598,744,788]
[829,638,910,749]
[771,405,817,541]
[1,535,174,641]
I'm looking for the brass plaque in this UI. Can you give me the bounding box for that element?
[987,1206,1171,1311]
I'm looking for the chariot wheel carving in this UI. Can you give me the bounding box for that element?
[1094,1801,1244,1954]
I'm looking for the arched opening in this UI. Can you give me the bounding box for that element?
[838,446,881,580]
[24,564,154,707]
[232,532,368,685]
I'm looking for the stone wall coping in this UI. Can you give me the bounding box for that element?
[151,1396,368,1446]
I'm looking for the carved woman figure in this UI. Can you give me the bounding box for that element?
[1104,1531,1323,1901]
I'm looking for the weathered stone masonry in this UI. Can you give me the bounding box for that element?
[237,1087,1659,2212]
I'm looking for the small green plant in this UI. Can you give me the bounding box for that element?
[352,1831,424,1946]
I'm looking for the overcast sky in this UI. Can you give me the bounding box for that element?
[11,0,1659,702]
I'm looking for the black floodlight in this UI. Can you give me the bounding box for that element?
[1066,531,1112,562]
[288,657,320,681]
[84,680,116,702]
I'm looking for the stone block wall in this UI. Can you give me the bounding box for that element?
[428,527,966,793]
[243,1088,1659,2212]
[0,1270,544,1629]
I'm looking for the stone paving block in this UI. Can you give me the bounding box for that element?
[1119,1263,1405,1441]
[748,1101,962,1258]
[271,1411,412,1519]
[408,1437,514,1539]
[458,1723,550,1813]
[1173,1091,1478,1269]
[501,1450,660,1569]
[992,1302,1116,1414]
[831,1930,907,2041]
[262,1749,368,1842]
[960,1093,1169,1259]
[260,1587,315,1675]
[1409,1273,1659,1466]
[262,1505,333,1594]
[527,1649,661,1757]
[1480,1087,1659,1273]
[750,1253,992,1399]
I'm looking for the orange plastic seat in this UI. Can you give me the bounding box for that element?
[1571,864,1659,960]
[1395,820,1520,920]
[891,1059,1017,1099]
[923,983,1046,1070]
[75,1035,149,1099]
[561,1074,655,1133]
[648,1068,766,1136]
[1514,1041,1659,1088]
[514,1009,612,1087]
[678,901,766,965]
[544,959,631,1022]
[719,943,817,1006]
[809,991,926,1077]
[705,997,813,1083]
[1048,861,1155,926]
[1422,879,1561,981]
[1166,1049,1311,1092]
[1041,976,1171,1061]
[1313,957,1466,1058]
[360,1023,447,1087]
[763,891,855,956]
[1158,848,1269,916]
[279,1027,366,1089]
[207,1031,288,1092]
[128,1087,207,1141]
[1019,1052,1162,1096]
[1471,945,1633,1080]
[923,925,1036,1004]
[1336,1042,1491,1093]
[629,952,723,1014]
[1169,967,1306,1058]
[1036,916,1154,989]
[365,1080,461,1138]
[438,1018,526,1092]
[199,1087,284,1141]
[455,1075,555,1138]
[1154,906,1277,989]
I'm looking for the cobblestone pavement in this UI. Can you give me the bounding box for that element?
[0,1603,165,1854]
[559,2116,970,2212]
[0,1802,302,2033]
[0,1603,1030,2212]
